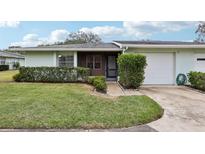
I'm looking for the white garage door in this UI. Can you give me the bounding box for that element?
[141,53,174,84]
[194,53,205,72]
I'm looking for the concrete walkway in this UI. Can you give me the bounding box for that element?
[107,81,125,96]
[107,82,142,96]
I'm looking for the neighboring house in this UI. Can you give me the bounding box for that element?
[0,51,25,69]
[9,40,205,84]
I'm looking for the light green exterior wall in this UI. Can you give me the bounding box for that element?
[25,51,76,67]
[175,50,195,77]
[25,51,56,67]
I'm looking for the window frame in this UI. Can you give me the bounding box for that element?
[58,55,74,67]
[86,55,102,70]
[0,57,6,65]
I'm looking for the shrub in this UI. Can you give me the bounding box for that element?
[13,67,90,83]
[13,62,20,69]
[117,54,147,88]
[188,71,205,90]
[13,73,23,82]
[88,76,107,92]
[88,76,95,84]
[77,67,90,81]
[0,65,9,71]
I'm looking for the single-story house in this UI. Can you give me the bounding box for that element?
[9,40,205,84]
[0,51,25,69]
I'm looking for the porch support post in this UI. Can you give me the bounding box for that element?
[74,51,78,67]
[53,51,57,67]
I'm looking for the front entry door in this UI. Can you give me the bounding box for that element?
[86,55,103,76]
[107,55,117,78]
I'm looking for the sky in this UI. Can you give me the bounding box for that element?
[0,21,199,49]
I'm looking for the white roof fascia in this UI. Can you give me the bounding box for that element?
[9,48,122,52]
[121,44,205,49]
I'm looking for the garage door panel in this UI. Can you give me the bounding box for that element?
[140,53,174,84]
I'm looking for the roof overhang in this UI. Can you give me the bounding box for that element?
[0,56,24,59]
[9,48,123,52]
[119,44,205,49]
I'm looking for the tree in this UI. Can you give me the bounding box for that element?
[38,31,102,46]
[8,46,21,48]
[195,22,205,42]
[64,31,102,44]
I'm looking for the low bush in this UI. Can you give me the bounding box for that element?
[13,73,23,82]
[0,65,9,71]
[117,54,147,88]
[88,76,107,92]
[88,76,95,84]
[13,67,90,83]
[13,62,20,69]
[187,71,205,91]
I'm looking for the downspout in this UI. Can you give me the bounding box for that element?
[122,46,128,54]
[118,45,128,82]
[112,41,129,81]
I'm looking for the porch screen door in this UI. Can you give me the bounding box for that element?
[107,55,117,77]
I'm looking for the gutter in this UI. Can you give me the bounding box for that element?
[120,44,205,49]
[8,48,122,52]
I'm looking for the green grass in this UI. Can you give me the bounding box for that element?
[0,70,19,82]
[0,70,163,129]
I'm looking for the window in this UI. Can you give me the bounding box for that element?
[94,55,101,69]
[0,57,6,65]
[197,58,205,61]
[58,55,74,67]
[86,55,93,69]
[86,55,102,70]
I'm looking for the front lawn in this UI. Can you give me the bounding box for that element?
[0,70,18,82]
[0,83,163,129]
[0,70,163,129]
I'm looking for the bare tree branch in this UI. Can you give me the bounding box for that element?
[195,21,205,42]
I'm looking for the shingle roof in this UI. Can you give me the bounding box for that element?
[0,51,24,59]
[9,43,122,52]
[114,40,205,45]
[37,43,120,49]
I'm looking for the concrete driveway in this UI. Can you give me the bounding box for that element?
[140,86,205,132]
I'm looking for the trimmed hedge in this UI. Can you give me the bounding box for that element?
[188,71,205,91]
[88,76,107,92]
[0,65,9,71]
[13,67,90,82]
[117,54,147,88]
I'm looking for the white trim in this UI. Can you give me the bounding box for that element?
[24,52,27,67]
[121,44,205,49]
[74,51,77,67]
[9,48,122,52]
[173,52,177,85]
[53,51,57,66]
